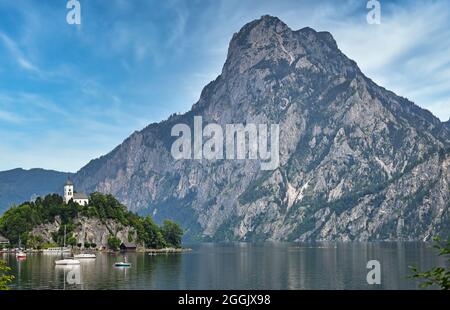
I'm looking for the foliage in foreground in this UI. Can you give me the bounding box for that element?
[0,260,14,290]
[409,237,450,290]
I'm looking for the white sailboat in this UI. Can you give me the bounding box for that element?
[55,226,80,266]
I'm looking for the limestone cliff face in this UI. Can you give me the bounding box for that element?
[31,216,137,248]
[74,16,450,241]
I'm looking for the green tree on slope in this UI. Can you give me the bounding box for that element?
[161,220,183,248]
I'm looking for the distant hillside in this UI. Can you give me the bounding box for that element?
[0,168,71,214]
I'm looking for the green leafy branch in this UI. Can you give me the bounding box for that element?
[409,237,450,290]
[0,260,14,290]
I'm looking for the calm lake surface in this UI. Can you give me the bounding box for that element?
[2,242,447,290]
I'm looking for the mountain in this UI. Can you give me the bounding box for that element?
[74,16,450,241]
[0,168,71,214]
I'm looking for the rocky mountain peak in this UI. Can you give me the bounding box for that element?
[229,15,289,46]
[73,16,450,242]
[218,15,360,114]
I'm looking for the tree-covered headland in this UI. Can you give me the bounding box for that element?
[0,192,183,250]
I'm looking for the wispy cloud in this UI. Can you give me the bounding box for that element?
[0,110,23,124]
[331,1,450,121]
[0,31,40,73]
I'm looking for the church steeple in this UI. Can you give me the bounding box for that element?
[64,178,74,203]
[62,179,89,206]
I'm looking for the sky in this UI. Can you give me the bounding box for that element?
[0,0,449,172]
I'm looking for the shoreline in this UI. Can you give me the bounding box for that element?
[0,247,192,254]
[142,247,192,253]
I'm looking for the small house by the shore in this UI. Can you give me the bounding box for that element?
[0,234,10,246]
[120,241,137,251]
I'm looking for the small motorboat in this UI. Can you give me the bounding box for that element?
[74,253,96,259]
[114,256,131,267]
[55,259,81,265]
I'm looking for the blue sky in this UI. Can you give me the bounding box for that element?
[0,0,449,172]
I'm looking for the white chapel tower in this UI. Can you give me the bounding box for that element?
[64,179,74,203]
[63,179,89,205]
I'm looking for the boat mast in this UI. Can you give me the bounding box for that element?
[60,225,66,259]
[64,225,66,248]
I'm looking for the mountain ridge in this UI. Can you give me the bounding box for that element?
[0,168,71,214]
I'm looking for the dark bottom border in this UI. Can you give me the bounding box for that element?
[1,290,448,308]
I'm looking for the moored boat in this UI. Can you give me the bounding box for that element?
[114,256,131,267]
[55,259,80,265]
[74,253,96,259]
[43,247,71,254]
[16,251,27,259]
[114,261,131,267]
[16,237,27,259]
[54,225,79,266]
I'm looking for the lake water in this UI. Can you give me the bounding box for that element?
[2,242,447,290]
